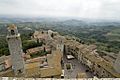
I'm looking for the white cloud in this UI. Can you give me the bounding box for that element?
[0,0,120,19]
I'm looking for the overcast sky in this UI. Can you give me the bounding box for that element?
[0,0,120,19]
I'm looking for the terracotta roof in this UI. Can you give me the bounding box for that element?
[25,49,62,77]
[0,68,14,77]
[26,56,46,63]
[0,55,6,64]
[4,56,12,69]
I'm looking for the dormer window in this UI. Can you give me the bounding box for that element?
[11,30,15,35]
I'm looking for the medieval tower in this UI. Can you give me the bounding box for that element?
[6,24,25,75]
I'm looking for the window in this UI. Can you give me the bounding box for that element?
[18,69,22,74]
[7,38,10,40]
[97,65,101,68]
[103,71,105,73]
[61,75,64,78]
[51,76,54,78]
[11,30,15,35]
[101,75,103,77]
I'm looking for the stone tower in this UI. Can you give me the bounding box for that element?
[6,24,25,75]
[114,52,120,73]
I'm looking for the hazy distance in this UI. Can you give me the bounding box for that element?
[0,0,120,20]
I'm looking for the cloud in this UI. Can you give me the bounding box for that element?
[0,0,120,19]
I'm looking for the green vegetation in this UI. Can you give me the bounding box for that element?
[53,26,120,54]
[0,36,9,56]
[22,40,43,53]
[66,63,72,70]
[30,50,48,58]
[0,33,43,56]
[0,33,43,57]
[0,18,120,56]
[0,23,42,57]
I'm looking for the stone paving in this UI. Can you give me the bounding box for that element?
[63,53,94,78]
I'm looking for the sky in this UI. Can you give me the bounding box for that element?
[0,0,120,19]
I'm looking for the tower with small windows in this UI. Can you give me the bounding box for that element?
[6,24,25,75]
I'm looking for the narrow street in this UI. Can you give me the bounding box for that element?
[63,53,94,78]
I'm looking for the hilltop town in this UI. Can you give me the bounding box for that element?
[0,24,120,79]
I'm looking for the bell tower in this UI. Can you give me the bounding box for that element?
[6,24,25,75]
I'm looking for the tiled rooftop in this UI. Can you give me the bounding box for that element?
[0,49,62,78]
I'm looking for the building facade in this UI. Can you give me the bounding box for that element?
[6,24,25,75]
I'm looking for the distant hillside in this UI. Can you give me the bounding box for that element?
[59,19,88,27]
[0,17,120,54]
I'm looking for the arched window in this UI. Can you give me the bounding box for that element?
[11,30,15,35]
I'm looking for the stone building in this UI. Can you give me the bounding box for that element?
[0,24,62,78]
[6,24,25,75]
[64,39,120,78]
